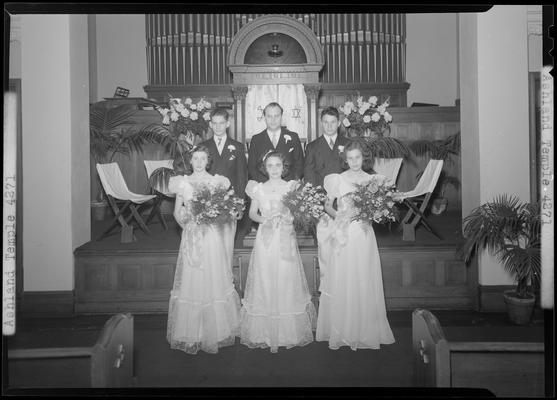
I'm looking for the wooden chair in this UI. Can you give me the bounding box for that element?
[412,308,545,397]
[96,163,156,243]
[399,159,444,241]
[8,313,134,388]
[373,157,403,187]
[143,159,175,230]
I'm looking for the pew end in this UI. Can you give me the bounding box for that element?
[8,313,134,388]
[412,308,545,397]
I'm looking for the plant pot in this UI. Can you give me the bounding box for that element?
[91,201,109,221]
[431,197,448,215]
[503,290,536,325]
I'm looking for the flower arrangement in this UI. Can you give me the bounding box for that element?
[340,95,393,137]
[350,177,403,227]
[155,96,212,144]
[190,184,245,226]
[282,183,327,233]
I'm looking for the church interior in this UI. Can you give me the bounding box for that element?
[4,6,552,396]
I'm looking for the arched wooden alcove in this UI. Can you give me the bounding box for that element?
[227,15,324,143]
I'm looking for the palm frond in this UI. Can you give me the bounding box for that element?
[366,137,411,158]
[148,167,176,193]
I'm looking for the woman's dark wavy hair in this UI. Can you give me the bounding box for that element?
[340,138,376,173]
[258,150,290,178]
[174,145,213,175]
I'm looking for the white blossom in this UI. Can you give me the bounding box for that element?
[284,134,291,143]
[384,111,393,122]
[180,109,190,118]
[190,104,197,110]
[203,112,211,121]
[170,111,180,122]
[363,115,372,123]
[162,113,170,125]
[190,111,199,120]
[184,98,193,105]
[368,96,378,106]
[342,118,351,127]
[371,113,380,122]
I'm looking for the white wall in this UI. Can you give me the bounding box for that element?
[406,13,458,106]
[94,14,147,101]
[21,15,90,291]
[9,15,21,79]
[460,6,531,286]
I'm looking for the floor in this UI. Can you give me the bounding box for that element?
[6,309,547,390]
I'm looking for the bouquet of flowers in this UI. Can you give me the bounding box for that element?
[340,95,393,137]
[350,178,403,226]
[190,184,245,226]
[155,96,212,142]
[282,183,327,233]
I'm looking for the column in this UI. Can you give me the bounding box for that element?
[231,85,248,143]
[304,84,321,142]
[459,6,530,289]
[21,15,90,291]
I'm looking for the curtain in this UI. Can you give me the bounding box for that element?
[245,84,308,140]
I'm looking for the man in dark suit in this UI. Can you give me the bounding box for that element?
[303,106,349,188]
[200,107,249,245]
[247,102,304,182]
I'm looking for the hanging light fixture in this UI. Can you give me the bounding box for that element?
[267,33,283,57]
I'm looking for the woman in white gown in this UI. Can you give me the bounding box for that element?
[240,151,317,353]
[316,140,395,350]
[167,145,241,354]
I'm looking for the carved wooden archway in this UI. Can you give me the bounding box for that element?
[227,15,324,142]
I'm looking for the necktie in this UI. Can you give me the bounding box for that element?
[329,138,334,150]
[217,137,223,154]
[272,132,278,148]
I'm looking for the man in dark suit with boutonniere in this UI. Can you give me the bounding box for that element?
[200,107,249,245]
[303,106,349,188]
[247,102,305,182]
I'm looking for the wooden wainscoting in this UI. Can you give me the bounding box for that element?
[74,244,475,315]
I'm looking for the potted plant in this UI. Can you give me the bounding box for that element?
[458,194,541,325]
[89,101,152,220]
[409,132,461,214]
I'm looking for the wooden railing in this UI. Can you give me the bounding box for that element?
[145,13,406,87]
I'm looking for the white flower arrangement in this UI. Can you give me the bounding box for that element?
[155,96,212,139]
[340,94,393,136]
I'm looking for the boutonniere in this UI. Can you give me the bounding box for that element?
[338,145,345,153]
[227,144,236,152]
[284,134,291,143]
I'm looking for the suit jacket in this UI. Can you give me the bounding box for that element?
[200,136,248,198]
[247,127,304,182]
[303,133,349,188]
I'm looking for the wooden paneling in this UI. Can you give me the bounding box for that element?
[20,291,74,316]
[74,244,475,314]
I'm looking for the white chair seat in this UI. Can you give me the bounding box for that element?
[97,163,155,204]
[373,157,403,187]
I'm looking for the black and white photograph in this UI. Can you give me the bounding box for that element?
[3,3,554,397]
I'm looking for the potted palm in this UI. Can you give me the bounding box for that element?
[458,195,541,325]
[90,101,153,220]
[409,132,461,214]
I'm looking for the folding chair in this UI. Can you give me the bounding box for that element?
[373,157,403,187]
[143,160,175,230]
[96,163,156,243]
[399,159,444,241]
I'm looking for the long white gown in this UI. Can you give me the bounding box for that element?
[316,172,395,350]
[166,174,241,354]
[240,180,317,353]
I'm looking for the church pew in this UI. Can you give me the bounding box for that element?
[8,313,134,388]
[412,308,544,397]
